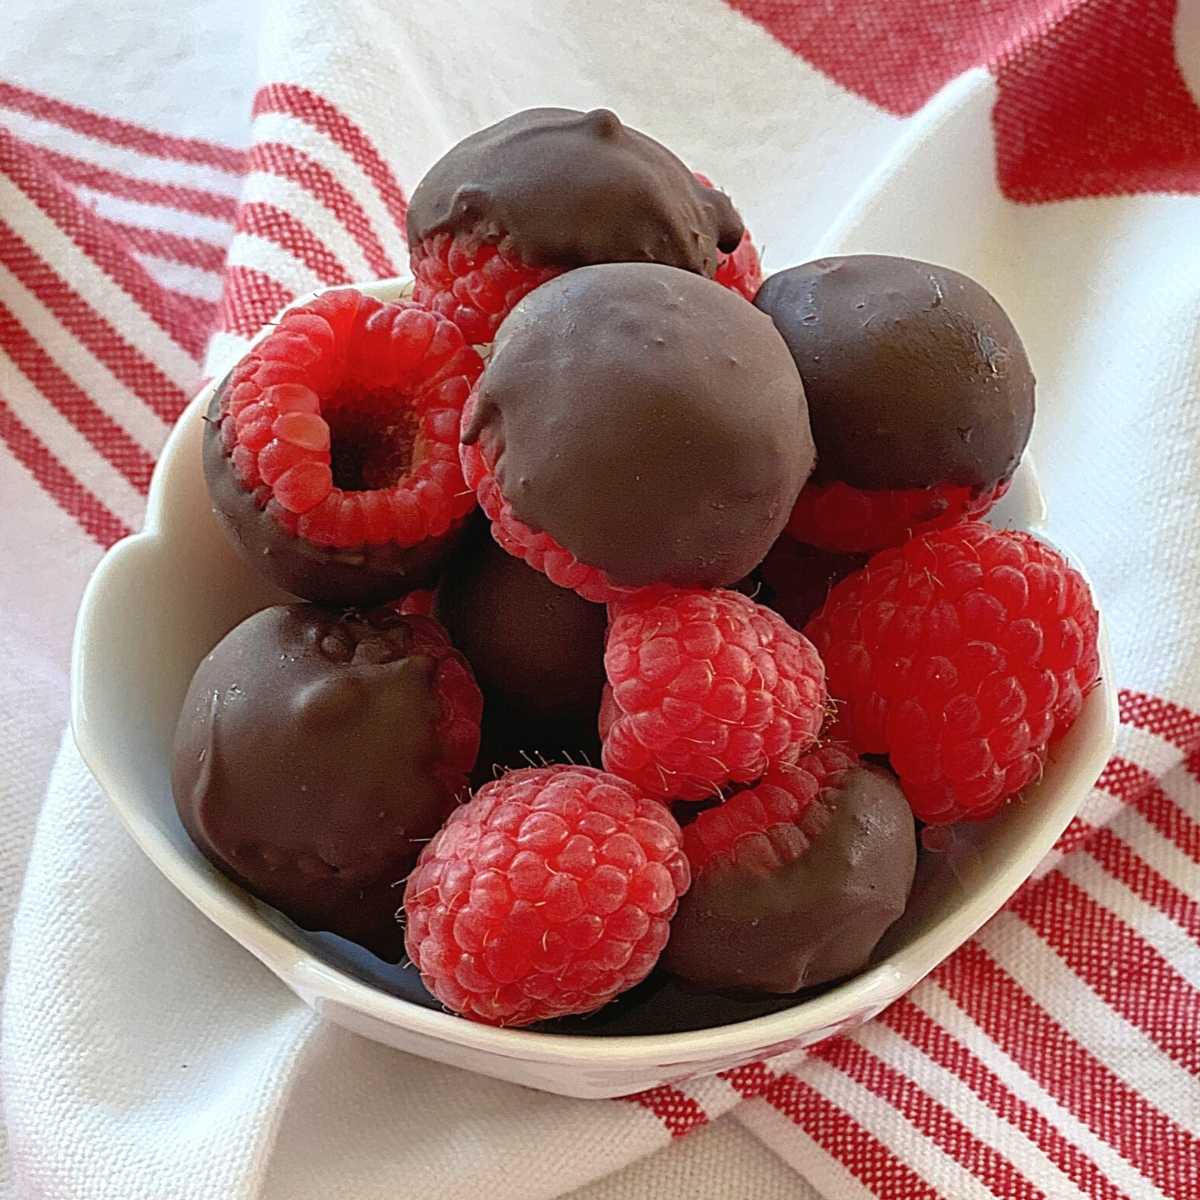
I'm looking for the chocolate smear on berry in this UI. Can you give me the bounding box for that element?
[171,605,482,959]
[407,107,743,275]
[754,255,1034,492]
[665,756,917,994]
[463,263,815,590]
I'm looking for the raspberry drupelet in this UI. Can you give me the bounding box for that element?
[805,521,1101,823]
[404,766,690,1026]
[785,476,1012,555]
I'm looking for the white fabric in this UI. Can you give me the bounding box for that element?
[4,1,1200,1197]
[0,4,260,1196]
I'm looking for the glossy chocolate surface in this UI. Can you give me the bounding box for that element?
[664,765,917,993]
[436,517,606,769]
[172,604,462,958]
[464,263,815,588]
[408,107,742,274]
[755,255,1035,491]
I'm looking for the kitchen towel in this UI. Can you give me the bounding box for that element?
[2,1,1199,1197]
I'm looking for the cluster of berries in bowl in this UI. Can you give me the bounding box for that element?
[174,107,1101,1030]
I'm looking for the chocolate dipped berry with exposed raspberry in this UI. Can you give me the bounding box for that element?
[204,287,483,607]
[171,605,482,958]
[755,256,1034,553]
[693,170,762,301]
[461,263,815,602]
[407,107,749,343]
[665,745,916,993]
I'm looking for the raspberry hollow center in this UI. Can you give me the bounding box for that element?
[326,396,419,493]
[219,289,484,552]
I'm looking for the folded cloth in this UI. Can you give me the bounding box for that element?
[3,1,1200,1197]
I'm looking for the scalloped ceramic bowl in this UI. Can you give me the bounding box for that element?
[71,276,1117,1098]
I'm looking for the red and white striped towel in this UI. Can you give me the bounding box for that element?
[3,1,1200,1197]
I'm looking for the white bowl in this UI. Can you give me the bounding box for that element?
[71,277,1117,1099]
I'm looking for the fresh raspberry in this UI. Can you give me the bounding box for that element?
[214,286,483,557]
[758,537,868,631]
[682,743,856,874]
[804,522,1101,823]
[459,400,640,603]
[786,477,1011,554]
[600,589,828,801]
[664,744,916,992]
[694,173,763,301]
[409,232,560,345]
[404,766,690,1026]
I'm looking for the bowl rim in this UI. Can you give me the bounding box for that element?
[70,277,1119,1068]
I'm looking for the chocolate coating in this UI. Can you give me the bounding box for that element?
[464,263,815,588]
[407,107,743,274]
[171,605,463,958]
[664,766,917,993]
[203,383,460,608]
[436,517,606,747]
[757,538,866,631]
[754,255,1035,491]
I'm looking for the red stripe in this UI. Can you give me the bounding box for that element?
[723,1061,942,1199]
[1098,756,1200,866]
[19,139,238,224]
[217,265,295,340]
[1119,688,1200,786]
[1052,812,1096,857]
[164,289,219,340]
[0,221,190,423]
[0,391,130,547]
[1119,690,1200,750]
[103,220,227,274]
[236,201,351,285]
[1008,869,1200,1076]
[0,80,245,174]
[1051,809,1200,944]
[619,1084,708,1137]
[812,1037,1042,1199]
[248,142,398,277]
[882,998,1132,1200]
[253,83,409,234]
[934,941,1200,1200]
[0,303,155,492]
[0,132,213,361]
[1085,825,1200,944]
